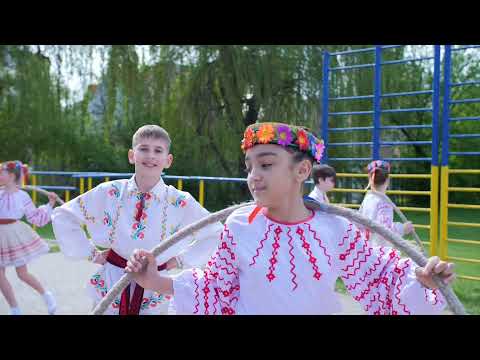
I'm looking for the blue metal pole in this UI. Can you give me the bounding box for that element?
[432,45,441,166]
[442,45,452,166]
[373,46,382,160]
[322,50,330,163]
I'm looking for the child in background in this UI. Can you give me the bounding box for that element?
[0,160,58,315]
[308,164,336,204]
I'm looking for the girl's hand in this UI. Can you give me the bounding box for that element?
[47,192,58,206]
[415,256,456,289]
[403,221,414,234]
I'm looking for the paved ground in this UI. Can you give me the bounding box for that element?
[0,252,98,315]
[0,251,451,315]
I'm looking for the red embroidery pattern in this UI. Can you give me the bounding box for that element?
[346,247,393,290]
[377,203,394,230]
[250,223,274,266]
[197,225,239,315]
[266,226,282,282]
[341,230,369,279]
[203,270,210,315]
[339,223,353,247]
[432,289,441,305]
[340,236,403,315]
[224,224,237,246]
[394,259,411,314]
[306,223,332,266]
[286,227,298,291]
[297,226,322,280]
[192,270,200,314]
[212,288,220,315]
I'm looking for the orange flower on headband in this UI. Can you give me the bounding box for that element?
[296,129,309,151]
[256,124,275,144]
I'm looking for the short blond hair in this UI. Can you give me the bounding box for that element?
[132,124,171,150]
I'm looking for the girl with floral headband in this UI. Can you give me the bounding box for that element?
[0,161,58,315]
[359,160,414,248]
[125,122,455,315]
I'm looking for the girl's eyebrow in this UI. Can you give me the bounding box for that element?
[245,152,278,162]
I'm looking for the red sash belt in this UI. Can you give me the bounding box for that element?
[0,219,17,225]
[106,249,167,315]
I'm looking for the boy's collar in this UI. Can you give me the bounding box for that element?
[127,175,166,199]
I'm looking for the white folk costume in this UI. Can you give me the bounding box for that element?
[173,205,444,315]
[52,176,223,315]
[359,160,403,248]
[0,188,51,267]
[308,186,329,204]
[359,191,404,248]
[172,123,444,315]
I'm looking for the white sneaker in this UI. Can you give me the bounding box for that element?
[43,291,57,315]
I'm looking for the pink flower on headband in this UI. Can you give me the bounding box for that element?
[314,142,325,162]
[277,125,293,146]
[368,160,390,173]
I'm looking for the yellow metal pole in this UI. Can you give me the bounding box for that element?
[430,165,439,256]
[177,179,183,191]
[199,180,205,206]
[439,166,449,260]
[448,169,480,174]
[65,190,70,202]
[32,175,37,205]
[88,177,93,191]
[79,177,85,194]
[104,177,110,183]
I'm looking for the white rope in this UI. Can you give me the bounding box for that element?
[21,185,65,205]
[92,199,467,315]
[369,190,426,255]
[91,201,255,315]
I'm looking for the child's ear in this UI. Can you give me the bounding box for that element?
[164,154,174,169]
[128,149,135,164]
[297,160,312,182]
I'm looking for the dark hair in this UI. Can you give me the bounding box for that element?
[367,166,389,186]
[312,164,336,184]
[282,147,314,195]
[284,147,314,165]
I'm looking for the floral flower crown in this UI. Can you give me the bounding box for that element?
[367,160,391,174]
[241,122,325,163]
[1,160,22,172]
[1,161,29,183]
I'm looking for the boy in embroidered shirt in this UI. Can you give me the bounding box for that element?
[308,164,336,204]
[126,122,455,315]
[52,125,223,315]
